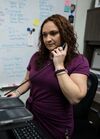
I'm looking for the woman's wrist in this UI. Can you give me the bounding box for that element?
[15,90,21,97]
[55,68,68,75]
[56,71,67,76]
[55,65,65,71]
[55,69,65,74]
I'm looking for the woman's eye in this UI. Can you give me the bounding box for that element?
[50,31,59,36]
[42,31,59,37]
[42,33,47,37]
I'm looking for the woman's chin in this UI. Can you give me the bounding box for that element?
[48,47,58,51]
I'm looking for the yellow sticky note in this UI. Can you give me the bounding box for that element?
[33,19,40,26]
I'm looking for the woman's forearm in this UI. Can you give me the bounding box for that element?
[56,72,87,104]
[15,80,30,96]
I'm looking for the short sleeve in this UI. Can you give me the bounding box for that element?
[27,52,38,71]
[67,55,90,76]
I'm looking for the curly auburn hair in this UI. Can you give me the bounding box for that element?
[36,14,79,69]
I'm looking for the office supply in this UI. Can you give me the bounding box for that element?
[27,28,35,34]
[0,97,33,131]
[12,120,52,139]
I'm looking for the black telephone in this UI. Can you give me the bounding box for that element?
[62,43,66,50]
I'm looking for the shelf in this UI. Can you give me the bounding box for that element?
[84,8,100,67]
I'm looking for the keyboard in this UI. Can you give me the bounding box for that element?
[12,120,51,139]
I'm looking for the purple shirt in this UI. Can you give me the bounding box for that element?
[26,52,89,139]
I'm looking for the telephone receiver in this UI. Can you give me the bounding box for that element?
[61,43,66,50]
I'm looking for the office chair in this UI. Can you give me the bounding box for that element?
[71,71,99,139]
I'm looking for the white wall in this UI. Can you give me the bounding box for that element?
[75,0,92,53]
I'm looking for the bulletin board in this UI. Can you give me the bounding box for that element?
[0,0,77,88]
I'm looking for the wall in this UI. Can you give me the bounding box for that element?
[75,0,92,53]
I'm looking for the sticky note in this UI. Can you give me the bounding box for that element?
[33,19,40,26]
[65,0,71,6]
[64,6,70,12]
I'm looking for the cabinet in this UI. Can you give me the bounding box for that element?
[84,8,100,67]
[84,9,100,134]
[84,8,100,105]
[84,8,100,42]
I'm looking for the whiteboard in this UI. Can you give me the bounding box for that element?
[0,0,77,88]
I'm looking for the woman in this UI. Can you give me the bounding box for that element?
[6,14,89,139]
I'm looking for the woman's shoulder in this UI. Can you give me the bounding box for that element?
[29,51,39,62]
[31,51,39,59]
[27,51,39,69]
[72,54,89,64]
[29,51,39,65]
[67,54,90,75]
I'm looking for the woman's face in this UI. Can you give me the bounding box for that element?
[42,21,61,51]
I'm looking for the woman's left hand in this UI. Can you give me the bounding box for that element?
[51,44,68,70]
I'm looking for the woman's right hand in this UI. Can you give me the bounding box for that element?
[51,44,68,70]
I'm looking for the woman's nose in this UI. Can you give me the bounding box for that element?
[46,34,52,41]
